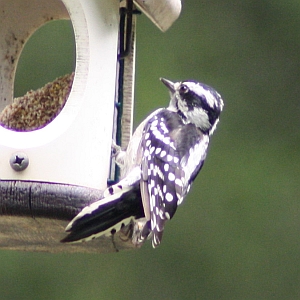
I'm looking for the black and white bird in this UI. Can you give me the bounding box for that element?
[61,78,224,248]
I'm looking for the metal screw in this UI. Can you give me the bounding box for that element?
[9,152,29,171]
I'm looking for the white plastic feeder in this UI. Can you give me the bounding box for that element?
[0,0,181,253]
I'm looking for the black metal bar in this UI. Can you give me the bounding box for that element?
[118,0,141,59]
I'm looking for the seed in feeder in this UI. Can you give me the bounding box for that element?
[0,72,74,131]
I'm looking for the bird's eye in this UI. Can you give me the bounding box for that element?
[179,85,189,95]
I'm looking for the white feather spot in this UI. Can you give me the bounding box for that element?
[175,178,183,187]
[163,185,167,193]
[152,119,158,127]
[177,197,184,205]
[160,150,166,158]
[163,137,170,144]
[164,164,169,172]
[146,140,151,147]
[155,207,159,215]
[150,194,155,208]
[157,132,164,140]
[168,173,175,181]
[165,193,173,202]
[156,223,163,232]
[159,209,165,219]
[173,157,179,164]
[151,215,156,229]
[155,148,161,154]
[156,167,164,180]
[170,142,176,150]
[153,235,159,247]
[158,187,164,200]
[163,128,169,134]
[167,155,173,162]
[150,128,158,135]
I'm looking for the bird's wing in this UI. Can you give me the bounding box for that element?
[140,110,209,247]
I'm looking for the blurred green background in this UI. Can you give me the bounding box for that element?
[4,0,300,299]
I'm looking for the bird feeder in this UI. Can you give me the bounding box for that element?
[0,0,181,253]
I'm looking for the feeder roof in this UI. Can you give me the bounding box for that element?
[134,0,181,32]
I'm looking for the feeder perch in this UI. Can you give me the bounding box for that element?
[0,0,181,253]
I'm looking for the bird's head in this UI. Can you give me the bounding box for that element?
[161,78,224,135]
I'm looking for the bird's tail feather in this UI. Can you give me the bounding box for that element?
[61,187,144,243]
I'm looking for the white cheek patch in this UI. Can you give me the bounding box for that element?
[186,107,210,131]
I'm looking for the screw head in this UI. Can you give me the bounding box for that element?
[10,152,29,171]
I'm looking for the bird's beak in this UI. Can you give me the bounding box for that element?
[160,78,175,93]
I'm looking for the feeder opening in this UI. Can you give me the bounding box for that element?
[0,20,76,132]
